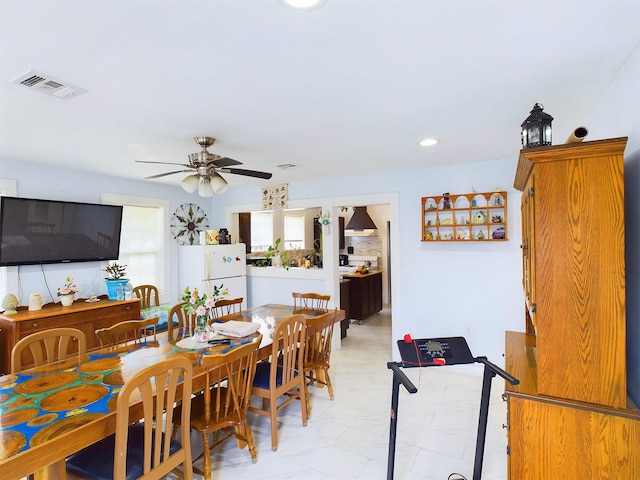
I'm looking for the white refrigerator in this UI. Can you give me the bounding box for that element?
[177,243,248,309]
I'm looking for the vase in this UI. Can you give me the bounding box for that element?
[61,294,74,307]
[195,315,208,341]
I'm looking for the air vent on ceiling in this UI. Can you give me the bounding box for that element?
[11,70,87,99]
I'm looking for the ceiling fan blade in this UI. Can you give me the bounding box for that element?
[136,160,191,167]
[211,157,243,167]
[221,167,273,180]
[145,170,192,179]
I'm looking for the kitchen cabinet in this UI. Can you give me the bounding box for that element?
[339,279,350,338]
[421,190,507,241]
[0,298,141,374]
[504,137,639,478]
[343,271,382,323]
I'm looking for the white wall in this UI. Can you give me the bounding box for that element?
[588,43,640,406]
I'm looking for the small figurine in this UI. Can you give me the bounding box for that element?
[476,230,485,240]
[1,294,18,315]
[492,227,506,239]
[442,193,451,209]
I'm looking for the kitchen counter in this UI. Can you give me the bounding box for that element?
[341,269,383,278]
[247,265,325,279]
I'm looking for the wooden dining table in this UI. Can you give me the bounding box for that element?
[0,304,344,480]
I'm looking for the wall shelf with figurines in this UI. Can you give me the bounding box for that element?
[421,190,508,242]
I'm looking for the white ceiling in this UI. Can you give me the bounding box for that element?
[1,1,639,191]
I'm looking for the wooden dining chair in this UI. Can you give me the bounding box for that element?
[66,356,194,480]
[167,302,196,343]
[292,292,330,311]
[11,327,87,372]
[249,314,308,451]
[212,297,243,319]
[95,317,159,352]
[303,309,337,417]
[173,335,262,479]
[132,284,160,309]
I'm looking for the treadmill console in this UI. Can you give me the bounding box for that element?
[397,336,475,367]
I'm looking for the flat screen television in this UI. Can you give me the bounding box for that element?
[0,196,123,266]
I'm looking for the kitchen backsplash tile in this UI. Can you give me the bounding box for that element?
[341,235,382,258]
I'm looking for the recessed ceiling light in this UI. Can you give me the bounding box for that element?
[278,163,297,170]
[279,0,326,10]
[419,138,439,147]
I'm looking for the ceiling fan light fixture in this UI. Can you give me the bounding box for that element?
[198,177,215,197]
[180,175,200,193]
[210,172,228,195]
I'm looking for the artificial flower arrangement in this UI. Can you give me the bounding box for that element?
[57,276,79,296]
[181,284,228,342]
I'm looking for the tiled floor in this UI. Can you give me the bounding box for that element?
[182,307,509,480]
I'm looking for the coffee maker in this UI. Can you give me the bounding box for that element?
[339,254,349,266]
[218,228,231,244]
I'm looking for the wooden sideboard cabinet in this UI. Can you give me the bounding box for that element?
[0,298,141,374]
[504,137,640,478]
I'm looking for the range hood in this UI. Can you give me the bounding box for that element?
[344,206,377,236]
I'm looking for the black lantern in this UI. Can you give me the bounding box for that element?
[521,103,553,149]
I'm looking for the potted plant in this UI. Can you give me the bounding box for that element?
[264,238,290,269]
[104,262,129,300]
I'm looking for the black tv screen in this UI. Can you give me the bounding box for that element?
[0,197,123,266]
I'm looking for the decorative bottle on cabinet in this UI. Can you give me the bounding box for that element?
[504,137,640,479]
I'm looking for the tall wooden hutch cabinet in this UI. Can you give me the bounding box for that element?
[504,137,640,478]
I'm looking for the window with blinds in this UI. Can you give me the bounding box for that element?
[101,193,169,305]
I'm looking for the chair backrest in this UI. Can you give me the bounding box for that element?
[95,317,159,352]
[269,314,307,389]
[167,302,196,343]
[292,292,330,311]
[304,309,337,369]
[11,327,87,373]
[113,356,193,480]
[133,284,160,310]
[213,297,243,319]
[201,335,262,427]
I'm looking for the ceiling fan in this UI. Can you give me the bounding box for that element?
[136,136,273,197]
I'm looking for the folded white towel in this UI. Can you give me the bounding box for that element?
[213,320,261,338]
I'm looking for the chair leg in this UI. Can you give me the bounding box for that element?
[202,433,212,480]
[269,396,279,451]
[300,385,308,427]
[304,379,312,418]
[241,423,258,462]
[323,368,335,400]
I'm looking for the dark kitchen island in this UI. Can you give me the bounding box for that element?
[341,270,383,324]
